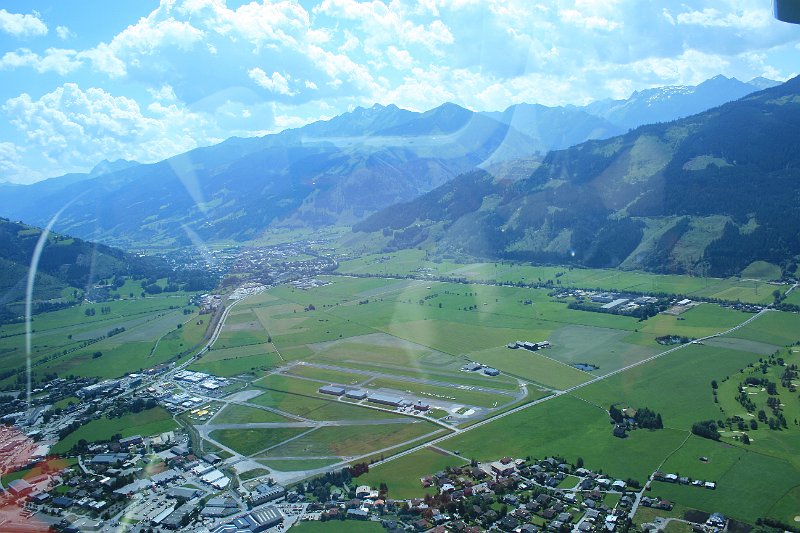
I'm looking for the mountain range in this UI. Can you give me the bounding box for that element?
[0,75,784,270]
[355,75,800,277]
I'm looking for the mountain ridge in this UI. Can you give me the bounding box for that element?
[355,75,800,278]
[0,75,781,252]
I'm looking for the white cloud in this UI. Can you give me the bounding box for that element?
[2,83,216,176]
[56,25,73,40]
[606,48,732,86]
[176,0,310,50]
[0,141,39,184]
[0,48,82,75]
[559,8,621,31]
[248,68,296,96]
[147,84,178,102]
[674,6,771,29]
[315,0,454,52]
[1,0,798,182]
[80,12,205,77]
[386,46,414,70]
[0,9,48,38]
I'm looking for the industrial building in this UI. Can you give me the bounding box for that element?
[7,478,32,497]
[118,435,143,447]
[601,298,629,310]
[513,340,551,351]
[368,393,405,407]
[250,483,285,506]
[213,505,283,533]
[345,389,369,400]
[318,385,346,396]
[77,379,120,398]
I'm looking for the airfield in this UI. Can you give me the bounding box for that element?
[5,259,800,525]
[172,268,800,525]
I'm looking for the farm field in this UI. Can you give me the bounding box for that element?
[335,250,779,304]
[729,311,800,346]
[573,343,768,430]
[651,451,798,523]
[211,404,294,424]
[0,291,205,387]
[390,394,691,489]
[783,287,800,306]
[209,427,308,456]
[258,421,444,459]
[357,447,466,499]
[51,407,176,455]
[164,269,800,524]
[466,346,591,389]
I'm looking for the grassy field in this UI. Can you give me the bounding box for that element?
[730,311,800,346]
[741,261,782,281]
[574,343,766,430]
[652,451,799,523]
[284,364,369,386]
[356,448,466,499]
[466,346,591,390]
[259,421,444,458]
[212,404,294,424]
[52,407,176,454]
[179,272,800,524]
[445,395,690,483]
[0,291,205,387]
[208,427,308,456]
[259,458,340,472]
[1,457,78,487]
[335,250,778,304]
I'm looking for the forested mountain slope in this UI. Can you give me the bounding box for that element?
[355,76,800,277]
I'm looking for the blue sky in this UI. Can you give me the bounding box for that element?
[0,0,797,183]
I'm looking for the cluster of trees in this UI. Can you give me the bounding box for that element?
[107,397,157,418]
[744,376,779,395]
[107,326,126,337]
[756,517,800,532]
[633,407,664,429]
[348,462,369,478]
[609,405,663,429]
[691,420,721,441]
[301,468,354,502]
[757,408,788,430]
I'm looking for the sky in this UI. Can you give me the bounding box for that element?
[0,0,798,184]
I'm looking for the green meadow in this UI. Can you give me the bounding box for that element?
[0,291,206,387]
[357,448,466,499]
[51,407,176,455]
[258,421,444,458]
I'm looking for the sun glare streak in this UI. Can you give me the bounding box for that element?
[24,197,84,409]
